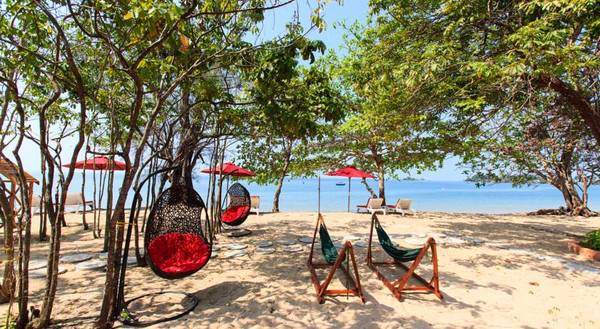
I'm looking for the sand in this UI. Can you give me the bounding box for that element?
[1,210,599,328]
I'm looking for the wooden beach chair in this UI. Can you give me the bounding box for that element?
[307,213,365,304]
[366,214,442,301]
[387,199,415,216]
[356,197,386,215]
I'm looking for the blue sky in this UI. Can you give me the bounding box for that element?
[13,1,466,181]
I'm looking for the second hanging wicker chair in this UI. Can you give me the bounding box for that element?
[221,182,251,226]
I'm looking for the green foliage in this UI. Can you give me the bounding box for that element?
[365,0,599,134]
[314,23,452,188]
[236,47,346,185]
[580,230,600,251]
[359,0,599,210]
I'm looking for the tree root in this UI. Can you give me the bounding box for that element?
[527,207,598,217]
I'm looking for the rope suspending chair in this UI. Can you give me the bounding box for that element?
[307,213,365,304]
[116,166,212,326]
[221,182,251,226]
[366,214,442,301]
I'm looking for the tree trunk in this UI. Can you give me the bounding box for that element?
[553,176,593,217]
[272,141,292,213]
[13,108,33,329]
[36,210,63,328]
[272,174,285,213]
[360,178,377,198]
[216,138,227,224]
[103,167,115,252]
[377,168,386,204]
[39,138,48,241]
[0,190,15,304]
[81,141,89,231]
[97,170,135,328]
[16,207,32,329]
[369,144,386,204]
[81,170,89,230]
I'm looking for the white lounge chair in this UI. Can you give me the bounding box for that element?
[31,193,93,213]
[356,198,386,215]
[387,199,415,216]
[65,192,94,213]
[250,195,260,215]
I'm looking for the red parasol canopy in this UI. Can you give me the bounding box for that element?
[200,162,256,177]
[325,166,375,179]
[62,156,127,171]
[322,165,375,212]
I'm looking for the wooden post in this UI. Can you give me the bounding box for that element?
[347,177,351,212]
[317,176,321,213]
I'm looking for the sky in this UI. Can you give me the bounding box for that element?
[12,1,466,181]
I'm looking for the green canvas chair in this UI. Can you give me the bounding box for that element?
[367,214,442,301]
[307,213,365,304]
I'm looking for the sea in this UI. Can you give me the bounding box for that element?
[30,173,600,214]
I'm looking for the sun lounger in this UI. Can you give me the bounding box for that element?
[387,199,415,216]
[366,214,442,301]
[31,193,92,212]
[356,197,386,215]
[307,213,365,304]
[250,196,260,215]
[65,192,93,213]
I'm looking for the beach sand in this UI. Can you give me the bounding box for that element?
[1,211,599,328]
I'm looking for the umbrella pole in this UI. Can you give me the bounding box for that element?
[317,176,321,214]
[347,177,351,212]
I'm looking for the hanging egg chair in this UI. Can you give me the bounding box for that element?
[145,181,212,279]
[221,182,251,226]
[116,166,213,327]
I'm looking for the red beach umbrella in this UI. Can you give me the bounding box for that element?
[324,166,376,212]
[200,162,256,177]
[63,156,127,171]
[62,156,126,235]
[325,166,376,179]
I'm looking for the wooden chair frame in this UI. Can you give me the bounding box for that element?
[366,214,442,301]
[307,213,366,304]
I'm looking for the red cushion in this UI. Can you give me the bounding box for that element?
[222,205,250,223]
[147,233,210,275]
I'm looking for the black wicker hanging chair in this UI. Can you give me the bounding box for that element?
[144,181,212,279]
[221,182,251,226]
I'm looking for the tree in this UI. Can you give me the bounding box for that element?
[321,26,450,201]
[236,37,345,212]
[462,94,599,216]
[366,0,600,145]
[0,2,89,326]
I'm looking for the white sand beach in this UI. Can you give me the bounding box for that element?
[2,211,599,328]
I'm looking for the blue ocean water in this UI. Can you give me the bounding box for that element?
[241,178,600,213]
[33,173,600,214]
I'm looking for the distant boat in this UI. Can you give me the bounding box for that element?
[336,182,346,186]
